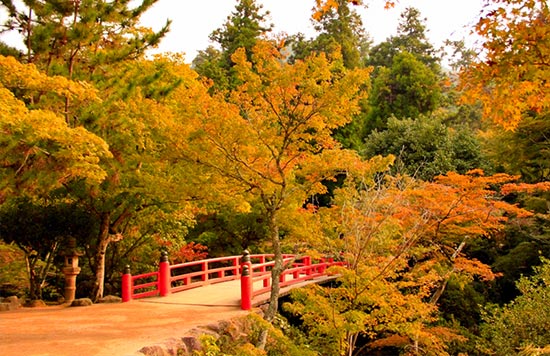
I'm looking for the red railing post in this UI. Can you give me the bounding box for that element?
[319,257,327,273]
[121,265,132,302]
[201,261,208,282]
[233,257,240,276]
[240,250,252,310]
[304,256,311,275]
[159,251,171,297]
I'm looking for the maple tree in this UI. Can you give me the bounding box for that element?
[0,55,113,300]
[285,170,533,355]
[0,0,212,301]
[60,56,213,301]
[460,0,550,130]
[312,0,396,21]
[183,40,391,340]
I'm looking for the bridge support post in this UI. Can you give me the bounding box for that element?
[121,265,132,302]
[159,251,171,297]
[240,250,252,310]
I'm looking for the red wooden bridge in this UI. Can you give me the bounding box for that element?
[122,250,344,309]
[1,251,345,356]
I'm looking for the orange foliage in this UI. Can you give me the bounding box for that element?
[313,0,395,21]
[460,0,550,130]
[326,170,534,309]
[454,257,500,281]
[171,242,208,264]
[501,181,550,195]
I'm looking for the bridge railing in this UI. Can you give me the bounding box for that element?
[121,252,292,301]
[240,253,345,309]
[121,251,344,308]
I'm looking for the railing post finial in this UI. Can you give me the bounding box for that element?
[160,250,169,263]
[240,250,252,310]
[242,249,250,263]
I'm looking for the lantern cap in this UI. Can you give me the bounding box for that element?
[62,237,83,257]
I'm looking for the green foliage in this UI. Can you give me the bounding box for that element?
[367,52,442,129]
[490,213,550,303]
[481,258,550,355]
[363,115,485,181]
[193,314,315,356]
[367,7,439,70]
[192,46,231,92]
[481,113,550,183]
[188,209,268,257]
[290,0,370,69]
[0,198,97,299]
[210,0,272,60]
[194,0,272,92]
[0,0,169,75]
[438,278,485,329]
[0,42,22,59]
[0,241,27,296]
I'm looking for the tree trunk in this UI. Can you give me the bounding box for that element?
[265,217,283,322]
[257,211,283,350]
[430,240,467,305]
[92,213,111,302]
[25,254,40,300]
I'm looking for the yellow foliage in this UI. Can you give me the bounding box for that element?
[0,55,99,112]
[0,66,111,200]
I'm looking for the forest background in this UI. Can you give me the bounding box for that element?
[1,0,550,355]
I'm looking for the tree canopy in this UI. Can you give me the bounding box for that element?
[1,1,550,354]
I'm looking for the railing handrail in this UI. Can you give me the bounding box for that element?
[122,253,343,305]
[248,260,344,299]
[125,253,293,300]
[129,253,297,281]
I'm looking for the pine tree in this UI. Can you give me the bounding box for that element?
[368,7,439,70]
[290,0,370,69]
[193,0,272,92]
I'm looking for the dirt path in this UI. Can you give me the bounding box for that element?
[0,274,330,355]
[0,281,249,356]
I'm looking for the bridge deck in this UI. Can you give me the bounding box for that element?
[0,275,334,355]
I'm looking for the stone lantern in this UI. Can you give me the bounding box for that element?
[61,237,83,303]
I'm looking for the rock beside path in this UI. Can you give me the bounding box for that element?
[137,315,254,356]
[26,299,47,308]
[0,296,21,311]
[70,298,93,307]
[98,295,122,303]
